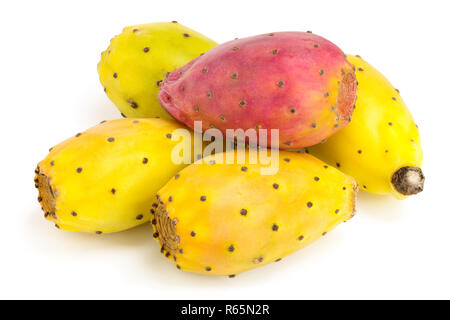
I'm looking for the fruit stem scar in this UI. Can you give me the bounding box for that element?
[155,201,180,256]
[391,166,425,196]
[35,171,56,218]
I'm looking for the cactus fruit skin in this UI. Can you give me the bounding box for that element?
[158,32,357,149]
[152,150,357,276]
[308,55,424,199]
[98,22,217,119]
[35,118,195,234]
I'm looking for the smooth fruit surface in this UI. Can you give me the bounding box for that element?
[152,150,357,275]
[98,22,217,118]
[308,55,423,198]
[35,118,195,233]
[158,32,357,148]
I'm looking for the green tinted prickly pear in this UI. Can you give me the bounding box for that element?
[98,22,217,118]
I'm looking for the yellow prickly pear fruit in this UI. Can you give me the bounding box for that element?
[308,55,424,199]
[35,118,196,234]
[152,150,357,276]
[98,22,217,119]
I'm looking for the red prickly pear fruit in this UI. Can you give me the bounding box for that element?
[158,32,357,149]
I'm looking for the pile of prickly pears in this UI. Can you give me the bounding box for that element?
[35,21,424,276]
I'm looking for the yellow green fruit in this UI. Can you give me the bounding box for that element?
[308,55,424,199]
[152,150,357,276]
[35,118,196,234]
[98,22,217,118]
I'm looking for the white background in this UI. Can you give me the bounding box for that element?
[1,0,449,299]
